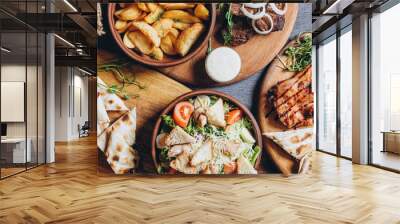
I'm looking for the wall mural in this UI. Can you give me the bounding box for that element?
[97,2,313,175]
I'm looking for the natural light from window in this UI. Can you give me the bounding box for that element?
[371,3,400,170]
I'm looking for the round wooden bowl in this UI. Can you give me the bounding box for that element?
[108,3,216,67]
[151,90,263,174]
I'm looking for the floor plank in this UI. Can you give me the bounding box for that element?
[0,135,399,224]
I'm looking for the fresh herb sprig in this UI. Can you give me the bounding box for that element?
[98,59,145,100]
[97,82,135,100]
[279,33,312,72]
[220,3,234,46]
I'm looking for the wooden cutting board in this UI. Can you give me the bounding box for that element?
[258,36,304,176]
[97,50,191,173]
[159,4,298,87]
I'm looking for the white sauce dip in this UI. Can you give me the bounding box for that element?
[205,47,241,83]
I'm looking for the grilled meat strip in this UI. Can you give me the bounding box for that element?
[280,93,313,120]
[295,118,314,128]
[267,65,314,129]
[273,66,312,108]
[268,66,310,102]
[279,101,314,129]
[275,87,312,116]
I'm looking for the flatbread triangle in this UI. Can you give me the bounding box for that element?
[263,128,314,160]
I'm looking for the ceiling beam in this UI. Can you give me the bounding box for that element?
[55,55,96,68]
[66,13,96,47]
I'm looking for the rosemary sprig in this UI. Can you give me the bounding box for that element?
[97,82,139,100]
[98,59,145,100]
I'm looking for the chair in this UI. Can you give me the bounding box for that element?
[78,121,90,138]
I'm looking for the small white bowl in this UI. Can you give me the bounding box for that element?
[205,47,241,83]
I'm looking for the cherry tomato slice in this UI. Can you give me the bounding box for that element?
[173,101,194,128]
[226,109,243,125]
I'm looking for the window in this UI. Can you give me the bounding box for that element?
[316,25,353,159]
[370,2,400,171]
[317,36,337,154]
[0,0,47,179]
[339,27,352,158]
[390,74,400,130]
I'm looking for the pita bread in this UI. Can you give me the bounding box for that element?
[97,95,110,136]
[97,77,129,112]
[109,108,136,146]
[107,109,125,120]
[263,128,314,160]
[98,108,136,149]
[206,98,226,128]
[102,94,129,112]
[97,128,109,152]
[97,77,129,132]
[97,77,139,174]
[106,130,139,174]
[165,126,196,146]
[97,108,139,174]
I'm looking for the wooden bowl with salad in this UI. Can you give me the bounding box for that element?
[151,90,262,175]
[108,3,216,67]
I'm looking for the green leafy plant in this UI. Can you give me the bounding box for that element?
[219,3,234,46]
[279,33,312,72]
[160,115,176,133]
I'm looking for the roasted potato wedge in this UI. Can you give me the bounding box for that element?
[128,31,154,55]
[135,12,147,22]
[160,35,177,55]
[167,28,180,40]
[159,3,195,10]
[132,21,160,47]
[162,10,201,23]
[152,18,174,37]
[146,3,158,12]
[127,22,138,32]
[123,32,135,49]
[118,5,142,21]
[194,4,209,20]
[114,9,124,18]
[115,20,129,33]
[144,6,164,24]
[175,23,205,56]
[137,3,150,12]
[172,21,191,31]
[150,47,164,60]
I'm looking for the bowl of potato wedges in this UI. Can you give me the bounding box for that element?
[108,3,216,67]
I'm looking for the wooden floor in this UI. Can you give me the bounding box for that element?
[1,167,26,178]
[0,136,400,224]
[373,151,400,171]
